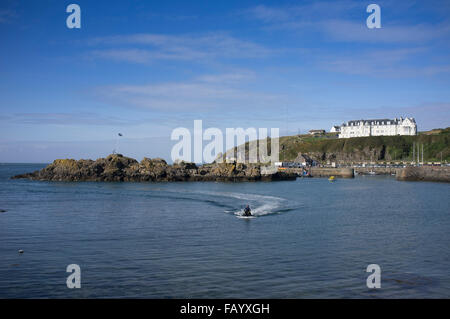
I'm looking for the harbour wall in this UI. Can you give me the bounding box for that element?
[264,166,354,179]
[354,167,401,175]
[308,167,354,178]
[397,166,450,183]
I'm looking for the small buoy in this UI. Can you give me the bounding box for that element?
[18,250,24,254]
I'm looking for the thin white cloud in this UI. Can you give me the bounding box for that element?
[196,71,255,84]
[4,112,141,126]
[95,73,282,111]
[88,33,274,64]
[321,47,450,77]
[91,49,154,64]
[245,3,450,44]
[320,19,450,44]
[0,9,16,23]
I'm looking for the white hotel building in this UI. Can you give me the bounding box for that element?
[336,117,417,138]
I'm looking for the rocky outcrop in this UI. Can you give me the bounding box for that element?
[397,166,450,182]
[12,154,297,182]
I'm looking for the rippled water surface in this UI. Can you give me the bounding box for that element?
[0,164,449,298]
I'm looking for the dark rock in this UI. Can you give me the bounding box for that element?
[11,154,296,182]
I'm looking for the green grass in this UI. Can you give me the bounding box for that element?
[277,127,450,162]
[230,127,450,163]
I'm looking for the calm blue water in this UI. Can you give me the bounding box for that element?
[0,163,449,298]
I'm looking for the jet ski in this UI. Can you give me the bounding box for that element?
[243,205,252,216]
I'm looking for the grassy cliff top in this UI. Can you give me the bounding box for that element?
[279,127,450,162]
[229,127,450,163]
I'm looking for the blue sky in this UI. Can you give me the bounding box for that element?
[1,0,449,162]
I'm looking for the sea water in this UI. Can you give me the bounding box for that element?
[0,164,449,298]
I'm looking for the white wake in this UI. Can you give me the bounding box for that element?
[200,191,286,218]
